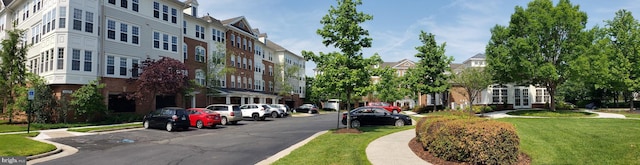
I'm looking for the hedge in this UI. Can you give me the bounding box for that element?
[416,114,520,164]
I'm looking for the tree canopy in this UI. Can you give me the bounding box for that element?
[486,0,589,110]
[131,57,189,103]
[450,67,493,112]
[0,29,28,123]
[405,31,452,110]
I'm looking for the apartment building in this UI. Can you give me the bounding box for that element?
[0,0,305,115]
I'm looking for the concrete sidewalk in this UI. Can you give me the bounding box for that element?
[366,129,431,165]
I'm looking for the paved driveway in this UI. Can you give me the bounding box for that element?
[37,113,339,165]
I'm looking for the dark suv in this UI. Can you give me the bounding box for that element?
[143,107,190,132]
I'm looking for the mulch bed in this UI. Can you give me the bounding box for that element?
[333,128,362,134]
[408,137,531,165]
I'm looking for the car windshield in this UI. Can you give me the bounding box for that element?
[232,106,241,111]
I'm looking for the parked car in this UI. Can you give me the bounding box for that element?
[341,106,412,128]
[186,108,221,129]
[296,104,319,114]
[239,104,271,121]
[143,107,190,132]
[269,104,290,117]
[205,104,243,125]
[368,102,402,114]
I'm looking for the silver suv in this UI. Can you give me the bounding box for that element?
[205,104,243,125]
[269,104,289,118]
[239,104,270,121]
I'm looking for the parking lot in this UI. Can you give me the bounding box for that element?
[38,113,338,165]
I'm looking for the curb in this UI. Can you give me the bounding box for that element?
[26,139,78,165]
[255,130,328,165]
[26,148,62,161]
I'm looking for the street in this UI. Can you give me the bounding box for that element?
[37,113,340,165]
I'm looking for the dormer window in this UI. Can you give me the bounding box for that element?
[192,7,197,17]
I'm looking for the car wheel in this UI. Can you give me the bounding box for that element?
[166,122,174,132]
[221,117,228,125]
[272,112,279,118]
[351,120,361,128]
[394,119,405,127]
[196,120,204,129]
[260,116,267,121]
[392,110,398,114]
[230,121,238,125]
[143,121,150,129]
[252,114,260,121]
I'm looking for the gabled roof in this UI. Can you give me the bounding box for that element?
[221,16,256,36]
[379,59,415,69]
[471,53,485,59]
[2,0,13,6]
[450,63,463,70]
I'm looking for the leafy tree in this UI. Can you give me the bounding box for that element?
[131,57,189,109]
[486,0,588,110]
[373,66,404,103]
[604,9,640,110]
[405,31,453,111]
[450,67,493,112]
[0,29,28,123]
[27,74,56,123]
[274,63,302,101]
[302,0,379,129]
[71,79,107,122]
[206,43,235,96]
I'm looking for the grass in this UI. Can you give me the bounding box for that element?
[0,133,56,156]
[507,110,596,117]
[596,110,640,118]
[498,118,640,165]
[273,126,415,165]
[68,123,142,132]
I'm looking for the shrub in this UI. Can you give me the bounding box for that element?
[556,101,576,110]
[415,114,520,164]
[412,106,430,113]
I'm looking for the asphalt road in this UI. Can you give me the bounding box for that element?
[38,112,341,165]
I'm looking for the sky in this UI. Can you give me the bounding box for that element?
[197,0,640,76]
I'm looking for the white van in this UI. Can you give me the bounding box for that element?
[324,99,340,111]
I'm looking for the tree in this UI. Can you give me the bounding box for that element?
[302,0,379,129]
[373,66,404,103]
[406,31,453,111]
[273,63,301,101]
[27,74,56,123]
[450,67,493,112]
[206,43,235,97]
[71,79,107,122]
[604,9,640,111]
[486,0,588,110]
[131,57,189,109]
[0,29,29,123]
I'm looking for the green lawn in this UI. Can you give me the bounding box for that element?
[498,118,640,165]
[273,126,414,165]
[68,123,142,132]
[0,133,56,156]
[507,110,596,117]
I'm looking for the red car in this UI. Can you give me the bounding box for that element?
[187,108,222,129]
[367,102,402,114]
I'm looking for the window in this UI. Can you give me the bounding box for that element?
[132,0,139,12]
[195,70,205,86]
[183,21,186,34]
[44,51,49,72]
[162,34,168,50]
[57,48,64,70]
[59,7,66,28]
[171,36,177,52]
[195,25,200,38]
[120,57,127,76]
[85,12,93,33]
[107,56,114,75]
[51,9,56,31]
[132,59,139,77]
[132,26,139,44]
[242,58,246,69]
[153,32,160,48]
[72,49,80,70]
[106,20,116,39]
[230,75,235,88]
[248,59,252,70]
[242,38,246,50]
[120,23,128,42]
[535,89,550,103]
[183,43,187,60]
[84,51,92,71]
[121,0,127,8]
[72,8,82,31]
[236,36,240,48]
[230,55,235,67]
[162,5,168,21]
[108,0,115,4]
[195,46,205,62]
[199,26,204,39]
[492,85,508,104]
[171,8,177,23]
[153,2,159,18]
[248,42,252,51]
[231,34,235,45]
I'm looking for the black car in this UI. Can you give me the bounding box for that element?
[295,104,319,114]
[143,107,190,132]
[341,106,412,128]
